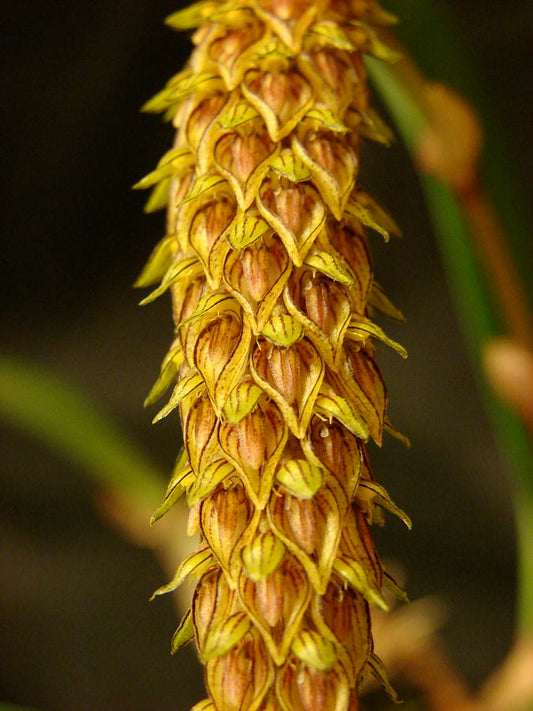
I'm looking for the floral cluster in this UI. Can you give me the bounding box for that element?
[137,0,409,708]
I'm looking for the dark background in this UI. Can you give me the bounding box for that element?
[1,1,532,709]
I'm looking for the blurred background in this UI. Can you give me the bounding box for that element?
[1,1,532,709]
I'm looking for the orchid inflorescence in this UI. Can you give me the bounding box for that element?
[136,0,410,708]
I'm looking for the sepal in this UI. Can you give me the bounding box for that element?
[346,191,401,242]
[276,459,324,499]
[333,556,388,610]
[201,611,252,661]
[171,608,195,653]
[134,235,176,289]
[165,1,218,30]
[291,629,338,672]
[152,547,213,600]
[241,531,286,583]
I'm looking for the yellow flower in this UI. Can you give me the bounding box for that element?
[137,0,410,708]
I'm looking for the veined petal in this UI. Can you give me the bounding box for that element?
[291,628,338,672]
[206,627,274,711]
[193,312,252,411]
[241,530,286,582]
[200,481,254,576]
[187,458,237,506]
[312,581,371,686]
[276,458,324,499]
[257,178,326,265]
[219,401,288,509]
[277,661,350,711]
[202,611,252,661]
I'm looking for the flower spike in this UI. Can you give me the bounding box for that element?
[138,0,408,708]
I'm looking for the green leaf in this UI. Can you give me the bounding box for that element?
[143,178,171,213]
[143,342,184,407]
[142,71,219,113]
[359,480,412,529]
[181,173,226,205]
[346,191,401,242]
[346,318,407,358]
[351,21,402,62]
[187,459,235,504]
[133,148,193,190]
[367,653,400,702]
[139,256,201,305]
[179,291,234,327]
[359,108,395,146]
[383,569,409,604]
[315,385,370,440]
[150,456,191,524]
[152,372,204,423]
[368,281,406,322]
[191,700,215,711]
